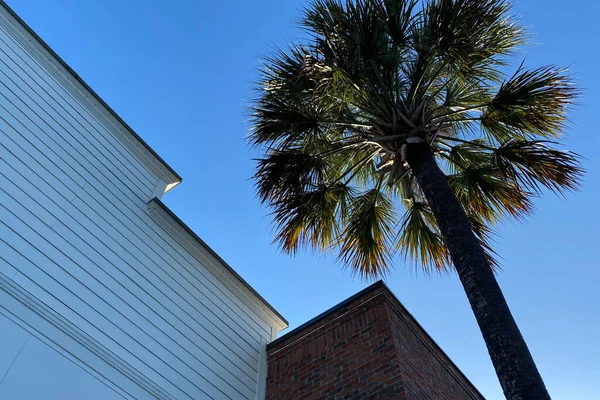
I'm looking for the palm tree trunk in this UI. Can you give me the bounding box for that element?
[406,143,550,400]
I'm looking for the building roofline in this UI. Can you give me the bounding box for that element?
[267,281,385,350]
[268,280,485,399]
[0,0,182,187]
[148,198,288,328]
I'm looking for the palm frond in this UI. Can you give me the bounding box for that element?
[272,183,354,253]
[482,65,578,141]
[303,0,391,76]
[396,200,451,273]
[381,0,420,47]
[491,140,583,195]
[438,139,492,173]
[441,78,493,110]
[251,98,328,148]
[254,150,327,203]
[338,183,397,277]
[421,0,525,75]
[448,164,533,223]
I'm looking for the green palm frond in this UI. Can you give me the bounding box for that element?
[339,182,397,277]
[491,140,583,195]
[303,0,396,76]
[397,200,451,272]
[250,0,582,279]
[421,0,525,75]
[440,139,491,173]
[382,0,419,47]
[442,79,492,110]
[441,138,535,223]
[271,183,354,253]
[254,150,327,203]
[448,165,533,223]
[482,65,578,141]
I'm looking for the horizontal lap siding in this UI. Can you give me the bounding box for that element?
[0,11,271,400]
[0,22,156,197]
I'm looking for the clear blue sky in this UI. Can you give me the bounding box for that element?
[6,1,599,398]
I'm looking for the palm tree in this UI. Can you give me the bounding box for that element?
[249,1,582,398]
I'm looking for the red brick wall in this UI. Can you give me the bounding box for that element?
[266,283,484,400]
[385,294,484,399]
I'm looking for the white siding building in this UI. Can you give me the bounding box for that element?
[0,1,287,399]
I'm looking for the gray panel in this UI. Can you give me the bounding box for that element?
[0,313,29,382]
[0,336,125,400]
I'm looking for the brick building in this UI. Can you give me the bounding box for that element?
[266,281,484,400]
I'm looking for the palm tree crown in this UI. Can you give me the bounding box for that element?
[250,0,581,277]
